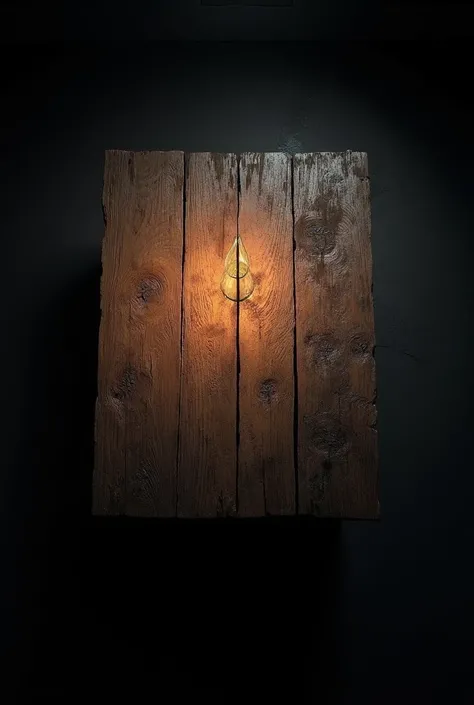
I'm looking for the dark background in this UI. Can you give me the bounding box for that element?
[2,1,473,702]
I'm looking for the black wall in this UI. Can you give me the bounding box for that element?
[2,26,474,705]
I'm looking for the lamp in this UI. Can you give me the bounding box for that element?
[220,235,255,302]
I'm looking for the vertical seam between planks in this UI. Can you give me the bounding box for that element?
[291,155,299,515]
[236,153,241,516]
[175,151,187,518]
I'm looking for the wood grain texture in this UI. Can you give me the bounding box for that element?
[293,151,378,518]
[93,150,378,520]
[93,150,184,516]
[177,153,238,518]
[238,152,295,516]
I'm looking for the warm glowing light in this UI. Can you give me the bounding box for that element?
[220,235,255,302]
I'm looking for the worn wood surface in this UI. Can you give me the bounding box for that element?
[93,150,378,519]
[177,153,238,517]
[238,152,295,516]
[93,150,184,516]
[293,151,378,518]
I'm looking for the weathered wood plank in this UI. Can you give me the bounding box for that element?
[238,152,295,516]
[93,150,184,516]
[93,151,132,515]
[177,153,238,518]
[293,151,378,518]
[125,151,184,516]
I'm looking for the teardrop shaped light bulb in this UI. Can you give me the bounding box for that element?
[220,235,254,302]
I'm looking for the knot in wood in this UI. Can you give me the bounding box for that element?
[305,332,339,365]
[259,378,279,406]
[112,364,137,401]
[136,275,164,305]
[298,214,336,256]
[349,333,372,357]
[305,412,348,457]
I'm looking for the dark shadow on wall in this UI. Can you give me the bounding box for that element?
[10,267,101,693]
[13,266,344,702]
[81,516,342,700]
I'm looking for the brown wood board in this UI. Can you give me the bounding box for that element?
[293,151,378,518]
[177,153,238,518]
[238,152,295,516]
[93,150,184,516]
[93,150,378,518]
